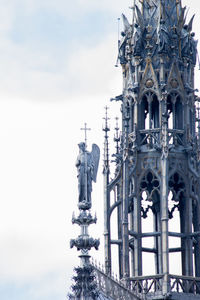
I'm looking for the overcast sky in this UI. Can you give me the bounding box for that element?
[0,1,200,300]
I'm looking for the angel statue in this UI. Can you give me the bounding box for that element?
[181,15,195,58]
[118,14,132,64]
[76,142,100,209]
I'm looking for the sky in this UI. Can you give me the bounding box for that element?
[0,1,200,300]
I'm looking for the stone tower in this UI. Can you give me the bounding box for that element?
[93,0,200,299]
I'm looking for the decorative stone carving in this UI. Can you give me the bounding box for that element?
[157,19,169,53]
[69,266,99,300]
[169,157,185,173]
[145,79,154,88]
[70,236,100,251]
[76,142,100,209]
[170,78,179,89]
[72,211,97,226]
[142,157,158,170]
[133,23,143,56]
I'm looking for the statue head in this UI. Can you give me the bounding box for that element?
[78,142,86,152]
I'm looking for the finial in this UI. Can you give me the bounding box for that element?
[103,106,110,171]
[114,117,120,154]
[103,106,110,133]
[80,123,91,150]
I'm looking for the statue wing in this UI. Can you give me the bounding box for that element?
[121,14,130,33]
[91,144,100,182]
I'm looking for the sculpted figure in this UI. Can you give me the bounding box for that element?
[181,25,190,57]
[157,19,169,53]
[119,31,128,64]
[76,142,100,207]
[180,15,195,58]
[133,24,142,56]
[190,33,198,65]
[119,14,132,64]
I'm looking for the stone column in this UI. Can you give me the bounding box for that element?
[103,109,111,275]
[122,100,130,280]
[161,92,169,295]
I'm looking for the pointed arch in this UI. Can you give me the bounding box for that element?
[139,91,160,130]
[139,170,160,218]
[167,92,184,130]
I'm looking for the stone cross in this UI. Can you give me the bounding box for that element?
[81,123,91,149]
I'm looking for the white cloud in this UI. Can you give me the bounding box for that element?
[0,1,124,102]
[15,0,132,18]
[0,29,122,101]
[0,0,197,103]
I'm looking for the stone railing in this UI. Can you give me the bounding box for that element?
[134,128,185,147]
[169,274,200,295]
[91,262,200,300]
[139,129,161,146]
[129,274,200,297]
[91,261,142,300]
[168,129,185,146]
[129,274,163,295]
[91,258,200,299]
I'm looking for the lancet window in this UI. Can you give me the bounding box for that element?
[140,171,160,218]
[168,172,185,219]
[167,93,183,130]
[140,92,160,130]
